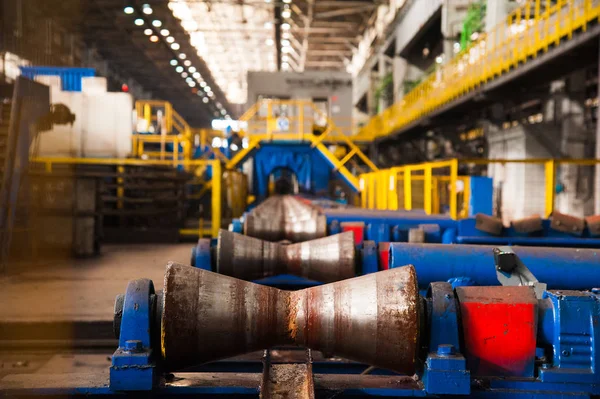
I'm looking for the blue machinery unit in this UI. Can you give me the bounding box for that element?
[7,251,600,397]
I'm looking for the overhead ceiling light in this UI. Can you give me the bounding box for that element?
[142,4,152,14]
[166,36,175,43]
[193,72,201,79]
[181,72,189,78]
[282,32,290,39]
[281,39,290,46]
[282,62,289,68]
[150,35,159,42]
[281,9,291,18]
[144,28,153,35]
[184,60,192,66]
[134,18,144,26]
[281,23,291,30]
[124,6,134,14]
[265,38,274,46]
[170,59,178,66]
[152,20,162,27]
[188,81,196,87]
[176,66,184,73]
[221,109,227,115]
[202,97,209,103]
[282,46,291,53]
[200,81,207,88]
[160,29,170,36]
[189,66,197,73]
[283,0,291,3]
[171,43,180,50]
[204,86,211,92]
[179,53,187,59]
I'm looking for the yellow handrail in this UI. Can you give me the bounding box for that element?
[360,157,600,220]
[361,0,599,139]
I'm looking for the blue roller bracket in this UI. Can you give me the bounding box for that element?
[110,279,157,391]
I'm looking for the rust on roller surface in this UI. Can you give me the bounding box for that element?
[475,213,503,235]
[511,215,543,234]
[161,263,419,374]
[551,211,586,235]
[216,230,356,283]
[243,195,327,242]
[585,215,600,236]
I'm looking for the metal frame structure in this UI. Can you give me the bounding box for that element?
[30,157,222,238]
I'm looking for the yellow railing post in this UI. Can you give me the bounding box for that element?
[368,173,376,209]
[424,164,432,214]
[173,137,179,167]
[360,176,367,208]
[380,170,389,210]
[449,159,458,220]
[211,160,222,238]
[432,176,439,214]
[388,169,398,210]
[403,168,412,211]
[143,103,151,129]
[544,159,556,218]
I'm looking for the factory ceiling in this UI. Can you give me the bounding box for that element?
[167,0,384,104]
[20,0,386,124]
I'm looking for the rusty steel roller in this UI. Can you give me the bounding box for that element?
[244,195,327,242]
[161,263,419,374]
[244,212,327,242]
[216,229,356,283]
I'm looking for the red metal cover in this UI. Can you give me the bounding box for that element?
[456,286,538,377]
[378,242,390,270]
[340,222,365,245]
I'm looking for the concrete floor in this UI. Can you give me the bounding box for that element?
[0,244,191,322]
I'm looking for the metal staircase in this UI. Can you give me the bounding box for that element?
[226,99,378,191]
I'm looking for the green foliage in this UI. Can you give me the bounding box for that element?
[459,1,486,51]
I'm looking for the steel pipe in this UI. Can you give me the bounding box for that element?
[161,263,419,374]
[389,243,600,289]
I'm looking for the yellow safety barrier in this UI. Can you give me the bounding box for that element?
[360,0,600,140]
[30,157,222,238]
[360,159,462,220]
[360,158,600,220]
[134,100,224,165]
